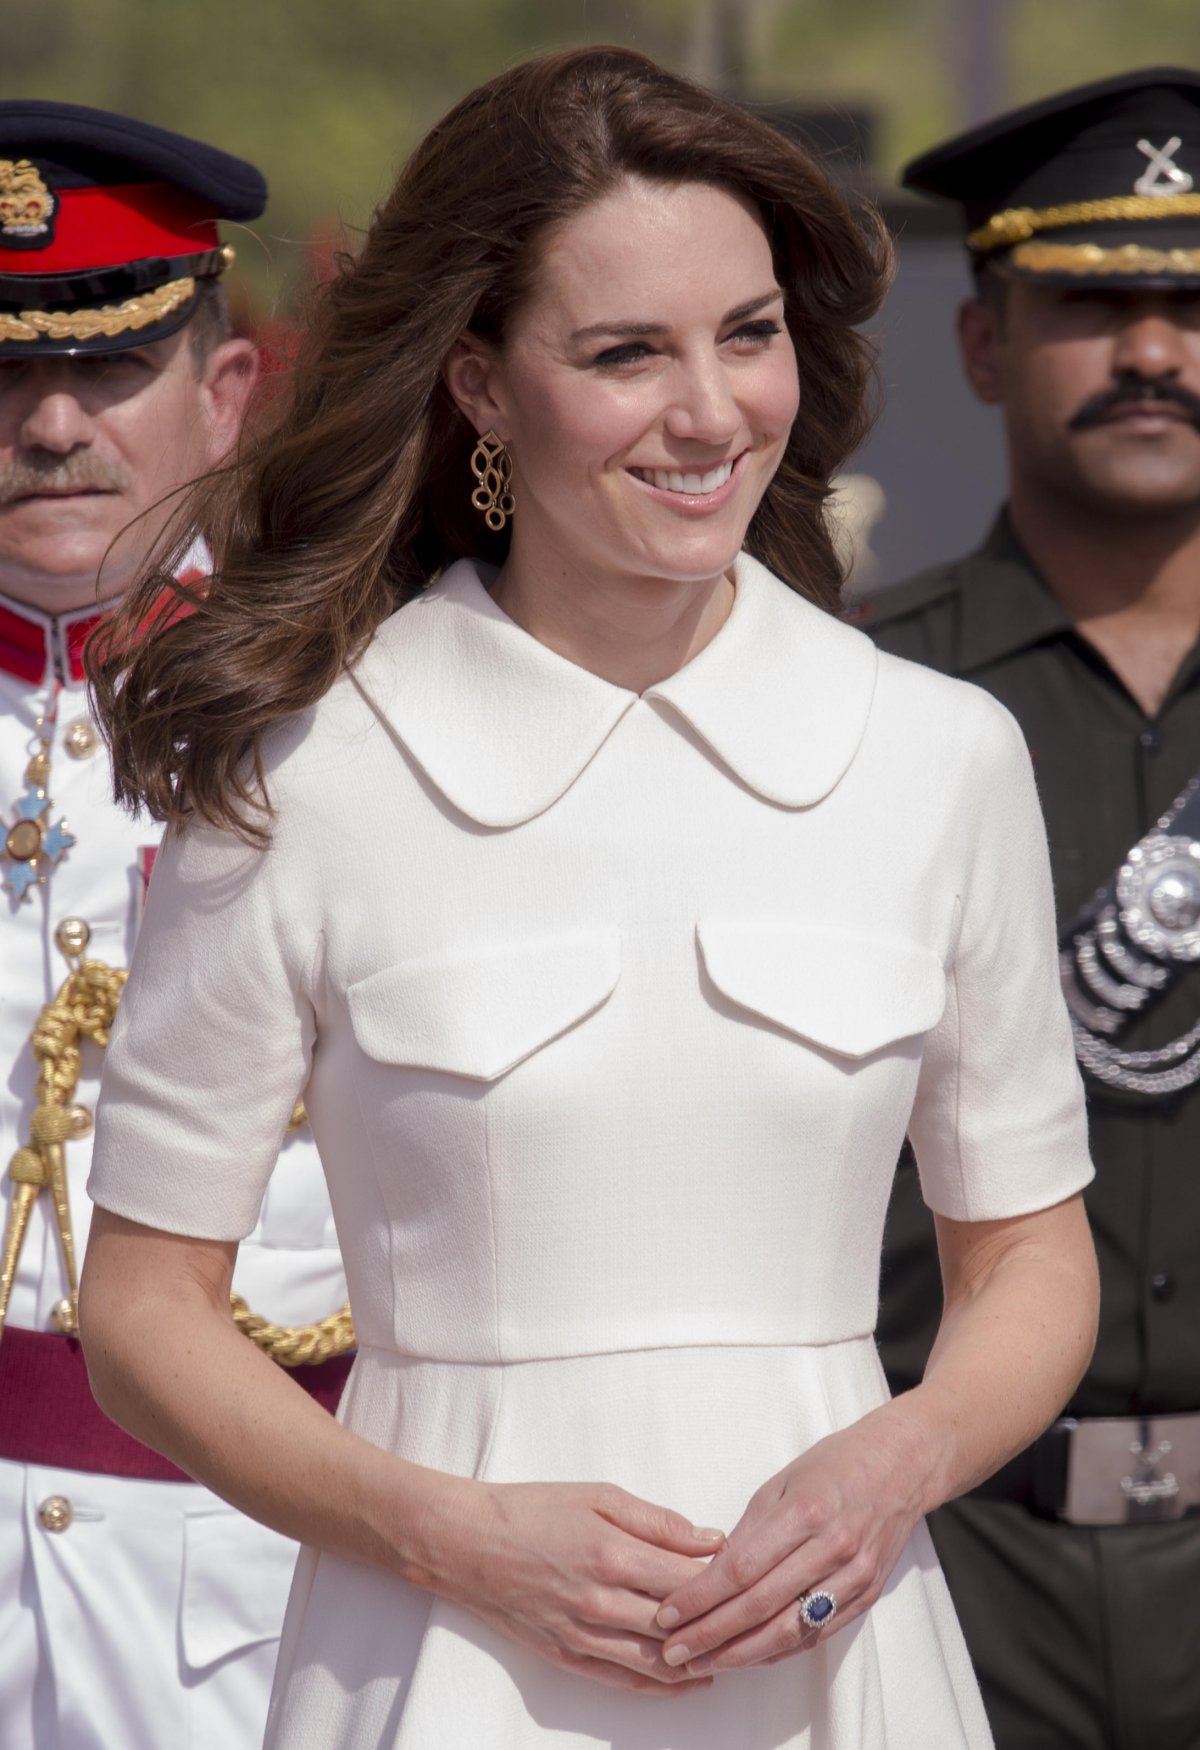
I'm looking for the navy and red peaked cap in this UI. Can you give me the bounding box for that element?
[0,100,266,357]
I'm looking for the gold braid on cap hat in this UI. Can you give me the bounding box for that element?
[1010,239,1200,275]
[0,250,234,346]
[968,192,1200,253]
[0,276,196,345]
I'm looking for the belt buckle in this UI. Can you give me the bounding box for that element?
[1061,1416,1191,1525]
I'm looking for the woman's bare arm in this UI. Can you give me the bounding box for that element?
[652,1191,1098,1671]
[80,1208,720,1695]
[80,1210,453,1561]
[907,1190,1100,1501]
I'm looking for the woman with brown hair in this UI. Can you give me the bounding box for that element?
[80,45,1096,1749]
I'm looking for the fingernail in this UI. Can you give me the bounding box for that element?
[663,1644,691,1667]
[657,1606,680,1629]
[688,1657,712,1676]
[693,1525,724,1542]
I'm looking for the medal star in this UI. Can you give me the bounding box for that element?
[3,858,41,901]
[41,820,75,862]
[14,784,49,822]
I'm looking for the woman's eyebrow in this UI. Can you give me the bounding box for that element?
[569,319,664,343]
[723,289,784,324]
[569,288,783,345]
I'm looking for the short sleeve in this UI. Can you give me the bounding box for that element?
[88,818,315,1241]
[906,697,1094,1221]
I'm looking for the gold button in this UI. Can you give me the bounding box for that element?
[50,1297,78,1335]
[54,917,91,959]
[38,1495,73,1533]
[64,717,100,760]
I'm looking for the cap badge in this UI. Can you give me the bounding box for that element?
[0,159,56,246]
[1134,136,1195,199]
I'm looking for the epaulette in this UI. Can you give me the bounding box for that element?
[844,562,963,630]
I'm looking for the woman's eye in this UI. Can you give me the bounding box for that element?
[727,319,782,346]
[591,341,654,368]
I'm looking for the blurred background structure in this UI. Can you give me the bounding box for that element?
[9,0,1200,583]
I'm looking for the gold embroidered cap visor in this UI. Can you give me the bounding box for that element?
[0,100,266,356]
[903,66,1200,288]
[0,275,206,357]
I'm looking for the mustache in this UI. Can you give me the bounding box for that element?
[1069,376,1200,432]
[0,450,131,506]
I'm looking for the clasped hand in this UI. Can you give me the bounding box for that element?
[447,1407,928,1692]
[443,1480,723,1696]
[655,1409,930,1676]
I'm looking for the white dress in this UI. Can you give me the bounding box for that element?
[89,554,1093,1749]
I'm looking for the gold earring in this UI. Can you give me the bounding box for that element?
[470,431,515,532]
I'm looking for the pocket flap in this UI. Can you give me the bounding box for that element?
[180,1509,297,1671]
[347,927,621,1081]
[698,918,945,1058]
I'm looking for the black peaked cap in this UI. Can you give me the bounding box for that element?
[901,67,1200,287]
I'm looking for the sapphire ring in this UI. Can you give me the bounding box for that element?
[799,1589,837,1631]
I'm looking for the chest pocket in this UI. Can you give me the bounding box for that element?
[346,927,621,1082]
[698,918,946,1058]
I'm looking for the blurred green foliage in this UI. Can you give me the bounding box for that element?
[8,0,1200,316]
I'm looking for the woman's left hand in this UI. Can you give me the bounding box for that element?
[653,1404,932,1675]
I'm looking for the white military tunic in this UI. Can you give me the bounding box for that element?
[0,589,347,1750]
[90,555,1094,1749]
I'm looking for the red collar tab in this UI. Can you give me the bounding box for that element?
[0,182,220,276]
[0,566,209,687]
[65,612,102,680]
[0,595,107,685]
[0,598,45,683]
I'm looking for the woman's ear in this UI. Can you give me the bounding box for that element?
[444,338,508,440]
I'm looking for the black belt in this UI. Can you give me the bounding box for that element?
[972,1413,1200,1525]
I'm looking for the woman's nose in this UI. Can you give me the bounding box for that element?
[664,356,741,445]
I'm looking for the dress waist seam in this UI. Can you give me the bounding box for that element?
[360,1333,878,1366]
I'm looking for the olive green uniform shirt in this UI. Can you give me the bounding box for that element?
[862,514,1200,1418]
[858,515,1200,1750]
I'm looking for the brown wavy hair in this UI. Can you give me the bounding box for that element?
[91,44,893,841]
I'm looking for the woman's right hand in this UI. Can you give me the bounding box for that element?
[430,1479,724,1695]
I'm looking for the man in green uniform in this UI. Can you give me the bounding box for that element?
[860,69,1200,1750]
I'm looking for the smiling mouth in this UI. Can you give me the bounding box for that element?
[628,457,738,495]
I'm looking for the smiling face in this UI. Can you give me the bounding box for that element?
[960,280,1200,520]
[0,324,256,612]
[450,177,800,602]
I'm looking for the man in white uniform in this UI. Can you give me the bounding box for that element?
[0,103,349,1749]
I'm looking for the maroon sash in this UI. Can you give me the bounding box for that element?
[0,1325,351,1481]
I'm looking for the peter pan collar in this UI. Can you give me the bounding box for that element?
[349,553,877,827]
